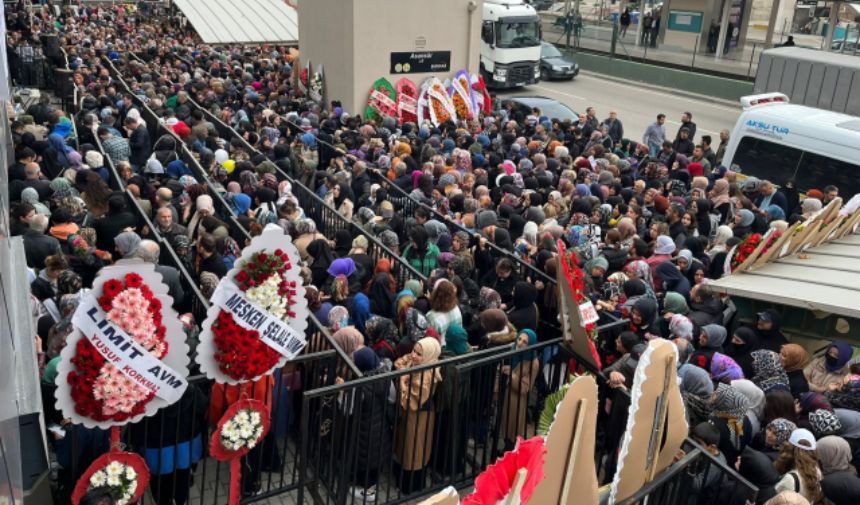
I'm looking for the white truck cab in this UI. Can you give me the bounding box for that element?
[723,92,860,196]
[480,0,543,88]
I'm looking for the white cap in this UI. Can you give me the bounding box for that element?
[788,428,816,451]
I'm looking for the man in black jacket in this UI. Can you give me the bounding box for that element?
[675,111,697,141]
[125,116,151,172]
[92,194,138,253]
[23,214,62,269]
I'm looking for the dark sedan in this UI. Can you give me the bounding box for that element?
[540,41,579,80]
[497,96,579,123]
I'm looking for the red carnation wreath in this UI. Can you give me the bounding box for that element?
[72,452,150,505]
[198,226,309,384]
[67,272,167,422]
[728,229,783,273]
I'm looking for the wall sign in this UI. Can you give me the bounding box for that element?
[667,10,703,33]
[390,51,451,74]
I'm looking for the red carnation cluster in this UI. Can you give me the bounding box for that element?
[211,249,299,381]
[68,273,166,422]
[211,311,281,379]
[556,241,603,370]
[730,230,782,272]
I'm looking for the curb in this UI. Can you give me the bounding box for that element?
[578,69,741,108]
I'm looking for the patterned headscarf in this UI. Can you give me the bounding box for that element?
[751,349,790,392]
[364,316,400,351]
[669,314,694,341]
[327,305,349,331]
[478,287,502,311]
[711,353,744,382]
[808,409,843,438]
[767,418,797,449]
[711,383,750,449]
[404,308,429,343]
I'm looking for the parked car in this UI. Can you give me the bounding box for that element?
[497,96,579,122]
[539,41,580,80]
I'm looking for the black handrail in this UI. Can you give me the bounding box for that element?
[104,54,362,379]
[124,52,429,289]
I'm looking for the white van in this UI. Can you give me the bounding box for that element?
[722,92,860,196]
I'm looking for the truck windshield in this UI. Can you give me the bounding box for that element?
[496,20,541,48]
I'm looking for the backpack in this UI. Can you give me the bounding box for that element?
[255,202,278,226]
[707,212,721,242]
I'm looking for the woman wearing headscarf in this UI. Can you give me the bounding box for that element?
[363,316,401,360]
[773,428,823,503]
[351,293,373,334]
[779,344,811,397]
[393,337,442,493]
[425,280,462,342]
[763,418,798,458]
[480,308,518,348]
[711,353,745,384]
[501,329,539,451]
[752,350,791,393]
[796,392,833,430]
[401,226,440,277]
[818,435,860,504]
[506,281,539,333]
[324,183,354,221]
[327,257,360,296]
[710,382,753,463]
[732,379,767,435]
[656,261,691,301]
[366,273,396,319]
[348,235,374,287]
[623,260,657,300]
[332,229,353,258]
[431,323,473,477]
[727,326,761,379]
[708,225,734,259]
[345,346,393,502]
[186,194,215,240]
[692,324,728,371]
[332,326,365,361]
[307,238,334,288]
[755,310,789,353]
[43,132,76,179]
[629,297,659,341]
[805,341,854,393]
[710,178,732,224]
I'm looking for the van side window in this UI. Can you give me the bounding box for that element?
[794,152,860,199]
[733,136,802,185]
[734,136,860,197]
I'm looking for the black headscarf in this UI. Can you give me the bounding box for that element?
[367,273,395,318]
[408,225,429,259]
[307,239,334,287]
[333,229,352,258]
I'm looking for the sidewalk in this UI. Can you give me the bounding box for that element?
[543,21,761,78]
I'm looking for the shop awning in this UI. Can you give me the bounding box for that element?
[173,0,298,45]
[709,232,860,319]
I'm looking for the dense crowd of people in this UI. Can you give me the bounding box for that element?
[6,2,860,505]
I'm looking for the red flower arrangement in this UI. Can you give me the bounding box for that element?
[210,249,300,381]
[396,80,418,125]
[729,230,782,272]
[463,436,546,505]
[67,273,168,422]
[557,240,603,370]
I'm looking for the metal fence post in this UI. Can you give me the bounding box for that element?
[691,35,700,69]
[748,43,757,78]
[611,22,618,58]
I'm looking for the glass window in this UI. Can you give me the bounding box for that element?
[541,43,563,58]
[732,136,802,186]
[794,151,860,198]
[734,136,860,196]
[496,20,541,48]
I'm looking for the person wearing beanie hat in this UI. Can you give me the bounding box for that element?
[476,209,498,231]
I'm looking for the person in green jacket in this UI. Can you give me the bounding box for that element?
[401,226,440,277]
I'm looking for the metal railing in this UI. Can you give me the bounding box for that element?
[120,52,428,291]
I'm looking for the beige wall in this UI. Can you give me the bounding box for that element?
[299,0,482,113]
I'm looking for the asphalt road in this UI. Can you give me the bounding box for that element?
[499,72,742,146]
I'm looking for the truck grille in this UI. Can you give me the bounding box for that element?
[508,64,534,83]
